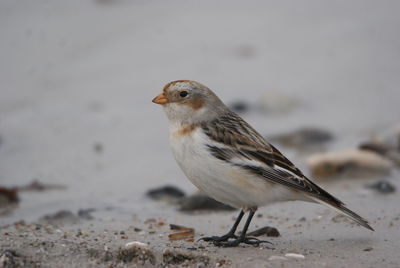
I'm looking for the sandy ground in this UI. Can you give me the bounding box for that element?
[1,178,400,267]
[1,0,400,267]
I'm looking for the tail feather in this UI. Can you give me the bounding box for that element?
[311,197,374,231]
[334,204,374,231]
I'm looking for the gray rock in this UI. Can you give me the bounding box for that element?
[270,127,333,149]
[367,180,396,194]
[247,226,280,237]
[229,101,250,113]
[146,185,185,200]
[179,194,235,211]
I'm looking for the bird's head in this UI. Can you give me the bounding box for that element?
[152,80,227,124]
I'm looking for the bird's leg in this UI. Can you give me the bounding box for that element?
[199,210,244,242]
[213,209,273,247]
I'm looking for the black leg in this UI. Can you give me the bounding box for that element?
[212,210,273,247]
[199,210,244,242]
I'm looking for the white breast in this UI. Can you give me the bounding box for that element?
[168,123,305,209]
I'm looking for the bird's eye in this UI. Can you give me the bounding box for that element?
[179,91,189,98]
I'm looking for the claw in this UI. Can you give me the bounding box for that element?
[198,233,238,243]
[242,237,274,248]
[203,236,274,248]
[198,210,275,248]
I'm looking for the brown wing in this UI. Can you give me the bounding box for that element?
[201,112,373,231]
[201,112,342,204]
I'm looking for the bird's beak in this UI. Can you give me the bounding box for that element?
[152,92,168,105]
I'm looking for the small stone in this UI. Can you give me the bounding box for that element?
[284,253,305,259]
[78,208,95,220]
[40,210,80,225]
[93,142,103,154]
[270,127,333,149]
[146,185,185,200]
[229,101,250,113]
[246,226,280,237]
[366,180,396,194]
[179,194,235,211]
[363,247,373,251]
[0,187,19,205]
[125,241,148,248]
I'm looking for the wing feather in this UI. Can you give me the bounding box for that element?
[201,112,342,205]
[200,111,373,231]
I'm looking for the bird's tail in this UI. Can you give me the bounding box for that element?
[311,197,374,231]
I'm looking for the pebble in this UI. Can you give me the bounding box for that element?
[229,101,250,113]
[39,209,96,225]
[125,241,148,248]
[284,253,305,259]
[77,208,95,220]
[0,187,19,203]
[93,142,103,154]
[179,194,235,211]
[40,210,80,225]
[367,180,396,194]
[270,127,333,149]
[246,226,280,237]
[146,185,185,200]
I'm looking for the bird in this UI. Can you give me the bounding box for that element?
[152,80,374,247]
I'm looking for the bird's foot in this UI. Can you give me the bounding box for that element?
[212,236,274,248]
[198,233,238,243]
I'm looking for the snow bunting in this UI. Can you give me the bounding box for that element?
[152,80,374,247]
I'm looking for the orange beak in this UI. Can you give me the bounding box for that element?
[152,92,168,105]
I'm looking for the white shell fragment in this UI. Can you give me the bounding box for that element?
[125,241,148,248]
[284,253,305,259]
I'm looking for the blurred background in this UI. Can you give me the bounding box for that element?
[1,0,399,224]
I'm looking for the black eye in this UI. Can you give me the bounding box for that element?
[179,91,189,98]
